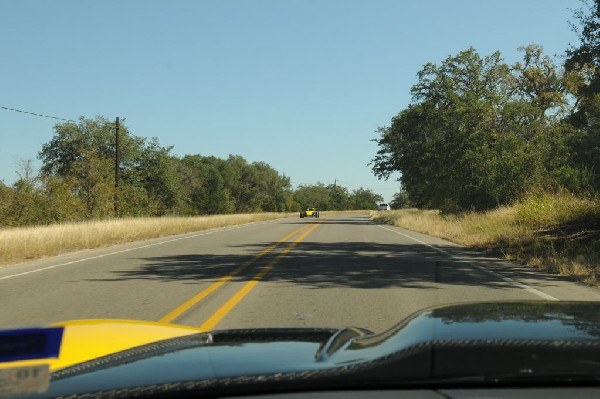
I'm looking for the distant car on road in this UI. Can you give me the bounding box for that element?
[300,207,319,218]
[378,203,391,211]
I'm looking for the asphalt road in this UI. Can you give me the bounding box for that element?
[1,213,599,333]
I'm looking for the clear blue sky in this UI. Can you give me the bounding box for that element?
[0,0,581,202]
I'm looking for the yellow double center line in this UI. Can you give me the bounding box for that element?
[159,221,322,328]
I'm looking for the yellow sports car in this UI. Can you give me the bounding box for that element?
[300,207,319,218]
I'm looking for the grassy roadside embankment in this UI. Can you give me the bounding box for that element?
[371,191,600,285]
[0,213,294,267]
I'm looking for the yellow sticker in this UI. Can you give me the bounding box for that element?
[0,365,49,398]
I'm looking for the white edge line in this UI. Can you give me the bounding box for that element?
[378,225,559,301]
[0,219,278,281]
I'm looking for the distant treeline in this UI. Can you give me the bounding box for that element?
[371,2,600,212]
[0,117,383,227]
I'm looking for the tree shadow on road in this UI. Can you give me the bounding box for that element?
[88,239,571,292]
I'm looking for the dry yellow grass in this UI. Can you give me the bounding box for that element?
[0,213,293,267]
[371,206,524,247]
[371,193,600,285]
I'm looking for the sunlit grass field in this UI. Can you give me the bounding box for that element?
[372,192,600,285]
[0,213,293,267]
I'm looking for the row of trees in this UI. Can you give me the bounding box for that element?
[0,117,383,227]
[293,183,383,211]
[371,0,600,213]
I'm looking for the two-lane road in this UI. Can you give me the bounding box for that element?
[1,213,599,333]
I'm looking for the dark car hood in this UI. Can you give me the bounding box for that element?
[17,301,600,398]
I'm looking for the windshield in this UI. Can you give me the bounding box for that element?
[1,0,600,392]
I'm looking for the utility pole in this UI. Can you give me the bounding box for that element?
[333,179,338,210]
[114,117,120,217]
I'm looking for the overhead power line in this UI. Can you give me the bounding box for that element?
[1,105,77,123]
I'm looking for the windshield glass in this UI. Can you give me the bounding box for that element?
[1,0,600,388]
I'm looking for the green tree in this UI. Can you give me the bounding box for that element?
[372,47,585,212]
[38,117,192,217]
[180,154,291,215]
[566,0,600,84]
[349,188,383,210]
[39,116,144,178]
[135,139,185,215]
[3,114,301,224]
[180,155,234,214]
[39,176,86,223]
[4,180,41,226]
[293,183,331,210]
[390,191,411,209]
[566,0,600,191]
[327,183,350,210]
[279,174,295,212]
[511,44,569,116]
